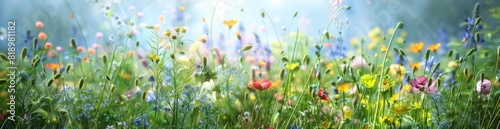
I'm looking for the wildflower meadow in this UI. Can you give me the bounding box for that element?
[1,0,500,128]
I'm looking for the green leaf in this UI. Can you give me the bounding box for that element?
[240,45,253,52]
[33,109,49,119]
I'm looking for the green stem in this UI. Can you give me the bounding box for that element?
[373,22,403,124]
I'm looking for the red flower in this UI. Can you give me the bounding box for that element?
[248,79,271,90]
[318,89,329,100]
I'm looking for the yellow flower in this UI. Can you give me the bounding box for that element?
[391,104,410,114]
[326,63,334,69]
[389,64,406,77]
[361,98,368,105]
[190,42,202,53]
[271,79,281,89]
[178,6,185,11]
[349,38,360,47]
[381,45,387,52]
[337,83,351,93]
[343,106,352,119]
[249,93,256,102]
[382,77,395,91]
[380,116,400,127]
[428,43,441,52]
[419,111,432,123]
[368,27,382,39]
[396,37,405,44]
[360,74,377,88]
[368,41,379,50]
[401,84,412,93]
[148,54,160,62]
[334,94,340,99]
[447,61,459,71]
[223,19,238,29]
[321,121,331,128]
[389,93,399,103]
[285,62,299,71]
[120,72,131,80]
[409,41,424,53]
[412,101,422,109]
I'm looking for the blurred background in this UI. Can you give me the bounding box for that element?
[0,0,498,53]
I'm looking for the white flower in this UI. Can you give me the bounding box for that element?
[201,79,215,91]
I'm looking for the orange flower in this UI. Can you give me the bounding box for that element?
[428,43,441,52]
[38,32,47,40]
[248,79,271,90]
[157,15,165,22]
[82,57,89,62]
[257,60,266,68]
[45,63,62,71]
[87,48,95,55]
[223,19,238,29]
[410,62,422,70]
[44,42,53,50]
[408,42,424,53]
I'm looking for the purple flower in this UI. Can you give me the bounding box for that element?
[409,76,437,94]
[476,79,492,95]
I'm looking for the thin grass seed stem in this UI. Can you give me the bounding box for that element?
[64,0,94,81]
[373,23,401,124]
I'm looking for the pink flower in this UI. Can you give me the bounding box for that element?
[410,86,419,94]
[409,76,436,94]
[132,29,139,35]
[92,43,99,49]
[273,93,283,102]
[350,56,368,69]
[35,21,44,29]
[56,46,63,51]
[95,32,103,39]
[137,12,144,17]
[410,76,429,88]
[476,79,492,95]
[47,50,57,59]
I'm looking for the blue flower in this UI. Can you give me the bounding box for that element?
[289,124,301,129]
[421,56,436,72]
[462,17,484,48]
[146,90,156,103]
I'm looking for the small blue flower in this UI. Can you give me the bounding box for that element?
[146,90,156,103]
[289,124,300,129]
[421,56,436,72]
